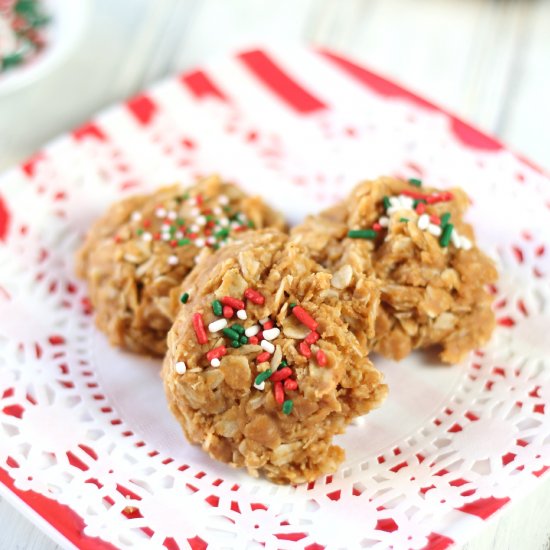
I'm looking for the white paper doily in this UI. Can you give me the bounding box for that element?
[1,46,550,550]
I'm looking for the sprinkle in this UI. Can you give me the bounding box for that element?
[212,300,223,316]
[197,215,207,226]
[299,341,312,358]
[399,217,409,223]
[218,195,229,205]
[263,320,274,330]
[192,313,208,344]
[209,319,228,333]
[373,223,382,231]
[284,379,298,391]
[348,229,378,240]
[221,296,245,310]
[316,350,328,366]
[168,255,179,265]
[254,381,266,391]
[245,325,261,338]
[417,214,430,230]
[461,236,472,250]
[240,335,248,344]
[259,317,271,325]
[155,207,166,218]
[379,216,389,227]
[288,303,296,310]
[131,211,142,221]
[175,361,187,374]
[440,212,451,227]
[256,351,271,362]
[305,331,320,345]
[231,340,241,348]
[254,369,272,386]
[263,328,281,341]
[180,292,189,304]
[293,306,319,331]
[244,288,265,305]
[222,327,240,340]
[279,360,288,368]
[206,346,227,361]
[270,367,292,382]
[440,223,454,247]
[143,219,151,228]
[211,358,221,367]
[215,228,230,239]
[189,224,200,233]
[383,196,391,209]
[451,227,461,248]
[232,324,245,335]
[428,224,442,237]
[248,336,259,345]
[429,214,441,225]
[237,309,247,320]
[415,201,426,215]
[195,238,205,247]
[408,178,422,187]
[223,305,234,319]
[274,381,285,404]
[261,340,275,354]
[178,238,190,246]
[282,400,294,415]
[167,211,177,220]
[142,232,153,242]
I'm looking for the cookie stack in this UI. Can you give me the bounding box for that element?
[76,174,497,484]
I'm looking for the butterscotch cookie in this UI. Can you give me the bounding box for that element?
[76,175,286,356]
[162,230,387,484]
[291,176,497,363]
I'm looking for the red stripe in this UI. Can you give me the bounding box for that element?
[21,152,45,177]
[181,70,227,101]
[0,193,10,242]
[422,532,455,550]
[457,496,510,519]
[0,467,117,550]
[126,94,158,125]
[238,49,327,114]
[73,122,107,141]
[319,49,503,151]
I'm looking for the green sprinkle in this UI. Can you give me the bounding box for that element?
[440,223,454,247]
[136,228,144,235]
[222,327,239,340]
[2,53,24,70]
[176,218,185,226]
[169,225,177,234]
[212,300,223,316]
[440,212,451,227]
[223,206,232,213]
[383,196,391,210]
[239,335,248,345]
[408,178,422,187]
[178,238,190,246]
[347,229,378,240]
[213,244,220,250]
[247,220,255,228]
[231,340,241,348]
[232,324,245,335]
[182,193,190,200]
[180,292,189,304]
[215,228,230,239]
[254,369,272,385]
[282,400,294,415]
[289,303,296,309]
[206,214,214,221]
[278,360,288,369]
[399,217,409,223]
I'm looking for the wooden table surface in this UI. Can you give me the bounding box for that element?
[1,0,549,548]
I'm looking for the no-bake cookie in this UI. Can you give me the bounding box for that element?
[291,176,497,363]
[76,176,286,356]
[162,230,387,484]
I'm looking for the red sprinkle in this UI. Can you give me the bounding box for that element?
[373,222,382,231]
[429,214,441,225]
[256,351,271,363]
[196,194,203,205]
[223,305,234,319]
[234,225,247,232]
[299,341,312,358]
[284,379,298,391]
[401,189,428,200]
[248,335,259,345]
[415,202,426,215]
[305,331,320,345]
[244,288,265,305]
[192,313,208,344]
[114,235,122,243]
[293,306,318,331]
[274,381,285,404]
[263,320,274,330]
[142,219,151,228]
[316,350,328,366]
[221,296,245,310]
[206,346,227,361]
[270,367,292,382]
[170,239,178,247]
[153,232,161,240]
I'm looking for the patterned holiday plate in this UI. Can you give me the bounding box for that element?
[1,46,549,550]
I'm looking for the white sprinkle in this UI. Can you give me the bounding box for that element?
[195,238,205,247]
[161,223,171,231]
[190,207,200,216]
[230,221,241,229]
[197,215,207,226]
[461,236,472,250]
[253,381,265,391]
[213,207,222,215]
[175,361,186,374]
[167,211,177,220]
[237,309,247,320]
[428,224,442,237]
[155,208,166,218]
[175,231,184,239]
[189,224,200,233]
[417,214,430,230]
[389,196,400,207]
[261,340,275,354]
[245,324,261,337]
[131,211,142,222]
[209,319,227,333]
[259,317,270,325]
[400,196,415,209]
[218,195,229,205]
[168,255,179,265]
[206,236,216,245]
[379,216,389,227]
[451,228,461,248]
[142,232,152,242]
[162,233,171,241]
[262,327,280,341]
[211,358,221,368]
[219,218,229,227]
